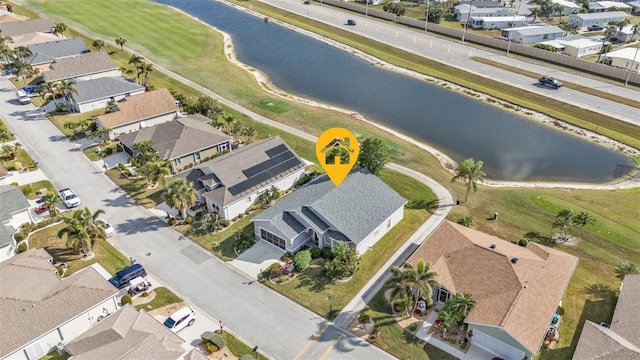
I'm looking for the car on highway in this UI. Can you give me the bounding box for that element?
[587,24,603,31]
[16,90,31,105]
[303,0,311,4]
[164,307,196,332]
[96,218,115,237]
[59,188,82,208]
[538,75,563,89]
[347,19,356,26]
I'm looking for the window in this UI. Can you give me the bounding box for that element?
[194,151,201,162]
[175,158,181,165]
[260,229,286,249]
[543,34,549,40]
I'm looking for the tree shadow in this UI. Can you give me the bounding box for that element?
[523,231,552,244]
[406,199,439,213]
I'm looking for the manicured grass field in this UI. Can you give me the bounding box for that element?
[220,331,269,360]
[134,287,183,311]
[105,169,165,208]
[0,148,37,171]
[47,109,103,137]
[19,180,56,200]
[0,119,16,142]
[82,141,121,161]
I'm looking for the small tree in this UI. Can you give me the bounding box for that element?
[293,250,311,271]
[457,214,474,228]
[552,208,575,242]
[115,37,127,52]
[426,4,446,24]
[92,39,106,52]
[451,158,486,203]
[324,243,358,281]
[615,261,640,280]
[356,137,389,175]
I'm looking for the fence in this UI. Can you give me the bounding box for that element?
[321,0,640,85]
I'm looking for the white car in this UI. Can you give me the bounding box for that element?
[59,188,81,208]
[96,218,115,237]
[163,307,196,332]
[16,90,31,105]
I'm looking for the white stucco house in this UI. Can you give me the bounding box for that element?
[0,249,119,360]
[604,47,640,73]
[94,88,180,139]
[42,52,120,83]
[0,185,30,263]
[176,136,306,221]
[501,25,564,44]
[588,1,631,13]
[552,0,581,16]
[568,11,629,30]
[454,4,515,22]
[252,168,406,254]
[539,35,604,57]
[469,15,529,30]
[69,77,145,114]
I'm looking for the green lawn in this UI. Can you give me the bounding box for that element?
[46,110,102,138]
[19,180,56,200]
[0,119,16,142]
[104,169,165,208]
[39,351,70,360]
[0,148,38,171]
[220,331,269,360]
[82,141,122,161]
[27,222,130,275]
[134,287,183,311]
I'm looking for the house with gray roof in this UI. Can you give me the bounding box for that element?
[572,274,640,360]
[0,249,119,360]
[500,25,564,45]
[63,304,186,360]
[0,185,30,263]
[69,77,145,113]
[568,11,629,30]
[25,38,89,73]
[252,168,406,254]
[176,136,306,221]
[0,17,55,38]
[42,52,119,82]
[119,114,231,173]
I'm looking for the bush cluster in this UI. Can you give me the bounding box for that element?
[17,242,27,253]
[408,322,418,332]
[168,218,178,226]
[185,216,193,225]
[13,232,25,242]
[121,294,132,305]
[293,250,311,271]
[21,186,33,196]
[309,246,322,259]
[201,331,225,353]
[518,239,529,247]
[220,219,230,227]
[322,246,334,260]
[358,312,370,324]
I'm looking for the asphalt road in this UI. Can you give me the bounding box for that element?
[0,76,396,359]
[256,0,640,126]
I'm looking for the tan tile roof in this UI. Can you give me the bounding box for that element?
[42,51,118,82]
[0,249,118,357]
[7,31,59,50]
[0,17,55,37]
[65,304,185,360]
[0,13,28,24]
[408,221,578,354]
[96,89,178,129]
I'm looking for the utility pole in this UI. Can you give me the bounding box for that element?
[425,0,431,33]
[624,44,639,86]
[461,1,475,43]
[506,0,520,56]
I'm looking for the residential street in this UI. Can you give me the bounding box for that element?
[1,74,454,359]
[252,0,640,126]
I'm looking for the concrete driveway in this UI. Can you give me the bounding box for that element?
[229,240,285,280]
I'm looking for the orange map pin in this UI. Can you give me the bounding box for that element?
[316,128,359,186]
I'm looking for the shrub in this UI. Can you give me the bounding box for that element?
[359,312,371,323]
[457,214,475,228]
[408,322,418,331]
[201,331,225,350]
[116,146,123,153]
[238,213,244,219]
[185,216,193,225]
[220,219,230,227]
[281,252,292,261]
[245,209,251,215]
[204,342,219,354]
[13,232,25,242]
[194,212,202,221]
[450,338,457,344]
[322,246,334,260]
[21,186,33,196]
[168,217,178,226]
[121,294,132,305]
[57,266,64,276]
[141,291,149,297]
[124,169,133,177]
[105,147,113,155]
[518,239,529,247]
[460,343,467,350]
[17,241,27,253]
[293,250,311,271]
[556,306,565,316]
[266,262,282,276]
[118,163,125,170]
[309,246,322,259]
[279,276,285,283]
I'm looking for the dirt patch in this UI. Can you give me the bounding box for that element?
[131,291,156,306]
[146,301,188,317]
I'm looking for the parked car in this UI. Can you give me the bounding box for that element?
[34,198,48,214]
[347,19,356,26]
[96,218,115,237]
[587,24,603,31]
[16,90,31,105]
[109,264,147,289]
[21,85,41,94]
[303,0,311,4]
[538,75,563,89]
[59,188,81,208]
[127,276,151,297]
[164,307,196,332]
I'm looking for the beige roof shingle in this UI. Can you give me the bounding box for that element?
[64,304,185,360]
[0,17,55,37]
[408,221,578,354]
[7,31,59,50]
[96,88,178,129]
[0,249,118,357]
[0,13,28,24]
[42,51,118,82]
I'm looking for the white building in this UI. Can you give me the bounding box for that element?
[70,77,145,114]
[552,0,581,15]
[501,25,564,44]
[568,11,629,29]
[628,1,640,15]
[176,136,306,221]
[0,249,119,360]
[469,15,529,30]
[539,35,604,57]
[0,185,30,263]
[614,24,639,43]
[454,4,515,22]
[589,1,631,13]
[604,47,640,73]
[252,168,406,254]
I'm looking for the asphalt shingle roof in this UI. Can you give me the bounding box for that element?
[96,88,178,129]
[505,25,563,36]
[25,37,89,65]
[7,31,59,50]
[42,52,118,82]
[0,249,118,357]
[611,275,640,347]
[0,185,29,247]
[572,321,640,360]
[73,76,145,105]
[255,168,407,244]
[64,304,185,360]
[0,18,55,37]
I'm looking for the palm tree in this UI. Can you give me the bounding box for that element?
[132,140,157,165]
[451,158,487,203]
[599,25,618,63]
[13,46,31,61]
[53,22,68,37]
[105,99,117,113]
[63,121,79,137]
[139,160,171,186]
[137,61,153,89]
[631,24,640,42]
[2,142,21,160]
[115,37,127,52]
[242,126,257,143]
[223,115,237,135]
[13,59,33,86]
[615,261,640,280]
[57,207,106,256]
[552,3,564,23]
[386,259,439,317]
[92,39,106,52]
[571,211,595,238]
[58,79,78,102]
[128,55,143,83]
[164,178,197,220]
[448,293,476,323]
[44,81,60,105]
[202,212,221,233]
[1,46,14,65]
[229,120,244,138]
[559,22,579,36]
[438,306,457,330]
[552,208,575,241]
[44,192,61,217]
[0,128,12,144]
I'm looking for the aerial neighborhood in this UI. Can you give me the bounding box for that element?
[0,0,638,360]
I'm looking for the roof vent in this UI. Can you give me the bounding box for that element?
[511,257,519,264]
[490,244,496,249]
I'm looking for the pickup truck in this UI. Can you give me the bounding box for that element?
[538,76,563,89]
[59,188,82,208]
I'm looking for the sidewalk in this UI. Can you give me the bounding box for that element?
[0,168,49,186]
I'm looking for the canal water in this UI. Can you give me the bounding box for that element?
[155,0,635,182]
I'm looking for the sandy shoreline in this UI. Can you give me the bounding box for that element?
[165,3,640,189]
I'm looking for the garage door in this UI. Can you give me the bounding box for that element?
[471,330,525,360]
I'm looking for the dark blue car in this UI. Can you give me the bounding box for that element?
[22,85,41,94]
